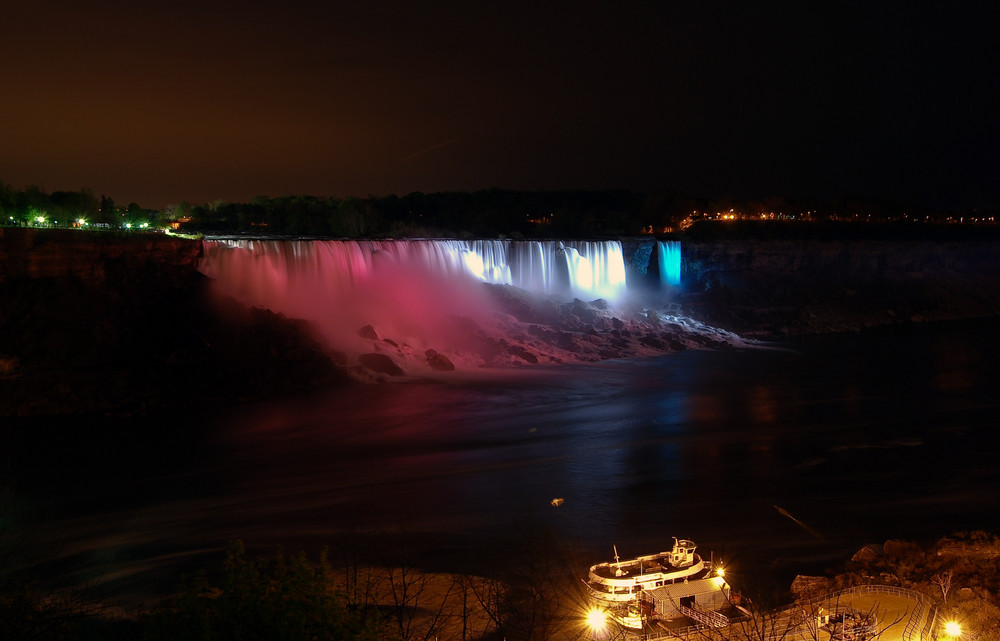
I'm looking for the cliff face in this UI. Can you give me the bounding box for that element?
[677,239,1000,336]
[0,229,347,416]
[0,227,203,287]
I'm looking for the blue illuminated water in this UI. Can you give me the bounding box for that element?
[657,240,682,287]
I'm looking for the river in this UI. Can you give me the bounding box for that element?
[3,318,999,610]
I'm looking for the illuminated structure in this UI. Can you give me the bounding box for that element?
[585,538,730,629]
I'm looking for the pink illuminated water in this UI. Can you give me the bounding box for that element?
[199,238,631,363]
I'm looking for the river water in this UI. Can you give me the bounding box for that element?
[4,318,1000,609]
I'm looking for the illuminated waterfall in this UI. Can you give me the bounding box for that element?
[657,240,682,287]
[198,239,630,347]
[200,239,628,303]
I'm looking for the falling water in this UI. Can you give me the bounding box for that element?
[198,238,630,352]
[657,240,682,287]
[200,239,629,303]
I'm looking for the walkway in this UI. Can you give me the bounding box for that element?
[619,585,939,641]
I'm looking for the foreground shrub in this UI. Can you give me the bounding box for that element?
[141,541,387,641]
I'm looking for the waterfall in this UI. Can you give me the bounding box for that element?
[198,238,630,349]
[200,238,629,302]
[657,240,682,287]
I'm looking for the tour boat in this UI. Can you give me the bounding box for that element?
[586,538,731,630]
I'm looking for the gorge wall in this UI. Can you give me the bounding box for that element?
[0,227,203,287]
[0,229,346,416]
[677,238,1000,336]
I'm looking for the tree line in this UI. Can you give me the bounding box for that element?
[0,183,153,229]
[4,180,983,239]
[168,189,660,238]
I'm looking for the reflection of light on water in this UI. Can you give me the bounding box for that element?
[748,384,777,424]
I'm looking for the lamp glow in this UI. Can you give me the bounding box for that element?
[585,607,607,632]
[943,620,962,637]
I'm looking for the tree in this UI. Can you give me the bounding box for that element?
[384,550,459,641]
[469,521,585,641]
[685,588,906,641]
[0,181,13,219]
[933,570,954,604]
[141,541,387,641]
[96,194,117,226]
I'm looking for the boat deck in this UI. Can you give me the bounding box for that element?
[590,556,701,581]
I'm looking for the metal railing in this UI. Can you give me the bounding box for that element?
[615,582,940,641]
[679,604,729,628]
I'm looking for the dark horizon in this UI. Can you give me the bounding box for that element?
[2,2,998,211]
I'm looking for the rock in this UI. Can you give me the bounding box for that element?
[639,334,665,349]
[508,346,538,363]
[358,325,380,340]
[358,353,404,376]
[426,352,455,371]
[883,539,920,559]
[851,544,882,564]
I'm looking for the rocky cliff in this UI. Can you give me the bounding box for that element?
[0,229,347,416]
[676,238,1000,337]
[0,227,203,287]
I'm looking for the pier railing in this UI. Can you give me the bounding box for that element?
[617,583,940,641]
[678,604,729,628]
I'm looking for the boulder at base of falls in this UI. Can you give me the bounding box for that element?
[424,349,455,371]
[358,353,404,376]
[358,324,380,340]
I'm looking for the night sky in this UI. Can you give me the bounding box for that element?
[2,1,997,209]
